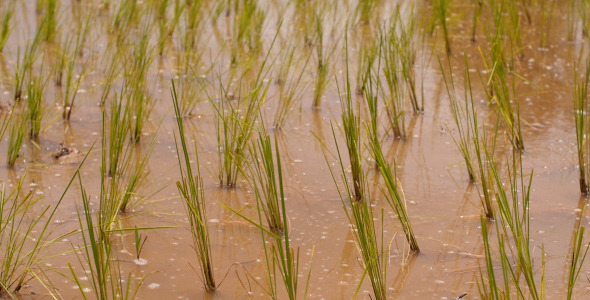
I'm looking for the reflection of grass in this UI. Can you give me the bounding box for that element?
[171,80,216,291]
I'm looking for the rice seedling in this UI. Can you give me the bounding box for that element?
[209,73,268,187]
[567,206,590,300]
[62,18,89,120]
[363,53,380,149]
[507,0,524,59]
[118,140,154,213]
[478,150,543,299]
[248,130,285,234]
[567,0,578,41]
[106,93,130,177]
[208,32,277,187]
[434,0,451,55]
[574,54,590,194]
[442,56,496,218]
[0,2,13,52]
[133,226,148,261]
[175,76,204,118]
[1,155,87,296]
[356,0,378,25]
[6,109,27,167]
[39,0,59,42]
[124,32,155,142]
[224,131,311,300]
[582,0,590,38]
[538,0,554,49]
[471,0,483,42]
[171,80,216,291]
[182,0,206,52]
[356,34,378,96]
[0,109,10,141]
[395,7,421,114]
[99,52,120,107]
[339,64,364,202]
[380,27,405,138]
[273,44,310,129]
[316,51,387,299]
[14,33,42,102]
[325,125,387,299]
[367,123,419,253]
[440,57,476,181]
[483,48,525,151]
[111,0,139,35]
[230,0,266,66]
[26,74,47,139]
[311,9,335,109]
[70,175,148,300]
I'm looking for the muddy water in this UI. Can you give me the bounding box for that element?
[0,0,589,299]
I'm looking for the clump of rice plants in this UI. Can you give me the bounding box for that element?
[171,80,216,291]
[478,150,543,299]
[574,54,590,194]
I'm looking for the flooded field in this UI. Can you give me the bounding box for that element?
[1,0,590,299]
